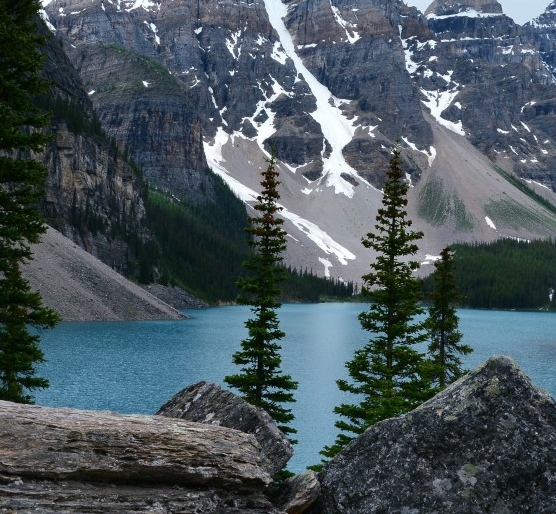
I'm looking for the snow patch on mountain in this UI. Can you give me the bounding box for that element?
[402,36,464,137]
[330,1,361,44]
[421,88,465,136]
[485,216,497,230]
[203,128,356,267]
[226,30,242,60]
[263,0,364,197]
[426,9,505,20]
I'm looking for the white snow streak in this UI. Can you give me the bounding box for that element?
[485,216,497,230]
[144,21,160,45]
[402,38,464,137]
[329,2,361,44]
[421,254,441,266]
[226,30,242,60]
[203,128,355,265]
[420,88,465,136]
[264,0,363,197]
[319,257,333,277]
[426,9,504,20]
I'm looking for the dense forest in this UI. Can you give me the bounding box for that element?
[423,239,556,310]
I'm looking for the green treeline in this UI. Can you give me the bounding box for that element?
[143,183,357,303]
[423,238,556,310]
[281,266,355,302]
[144,178,250,301]
[36,93,105,140]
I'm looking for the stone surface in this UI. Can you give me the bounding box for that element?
[0,400,278,513]
[268,471,321,514]
[23,227,185,321]
[311,356,556,513]
[156,381,294,477]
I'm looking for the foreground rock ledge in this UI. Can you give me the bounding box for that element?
[0,401,277,512]
[157,381,294,477]
[311,356,556,513]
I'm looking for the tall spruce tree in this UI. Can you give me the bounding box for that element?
[0,0,60,403]
[224,154,298,438]
[426,246,472,390]
[322,143,430,459]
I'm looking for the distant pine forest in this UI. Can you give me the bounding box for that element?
[423,239,556,311]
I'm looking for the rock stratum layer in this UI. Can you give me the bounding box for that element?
[0,400,278,513]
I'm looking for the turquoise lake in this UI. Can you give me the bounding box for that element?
[34,304,556,474]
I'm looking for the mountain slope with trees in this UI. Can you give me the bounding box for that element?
[423,238,556,310]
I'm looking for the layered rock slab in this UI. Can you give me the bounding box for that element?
[312,356,556,513]
[156,381,294,477]
[0,400,277,513]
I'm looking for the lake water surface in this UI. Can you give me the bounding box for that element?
[34,304,556,473]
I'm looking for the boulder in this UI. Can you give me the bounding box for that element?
[311,356,556,513]
[268,471,321,514]
[156,381,294,477]
[0,400,278,513]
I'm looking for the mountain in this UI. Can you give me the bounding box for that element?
[37,21,151,276]
[39,0,556,284]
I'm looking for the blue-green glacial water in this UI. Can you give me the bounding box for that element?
[34,304,556,473]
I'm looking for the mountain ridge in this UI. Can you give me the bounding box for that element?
[38,0,556,285]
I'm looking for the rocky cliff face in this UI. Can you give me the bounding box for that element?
[40,0,556,282]
[39,28,150,274]
[410,0,556,186]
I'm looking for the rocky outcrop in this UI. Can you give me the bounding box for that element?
[425,0,504,17]
[42,0,429,189]
[311,356,556,513]
[404,0,556,185]
[0,400,278,513]
[269,471,321,514]
[40,21,151,275]
[157,381,294,477]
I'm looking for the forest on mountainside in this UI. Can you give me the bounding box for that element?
[144,186,355,303]
[38,90,353,304]
[423,239,556,310]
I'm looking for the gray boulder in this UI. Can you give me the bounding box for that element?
[0,400,277,513]
[311,356,556,513]
[268,471,321,514]
[156,381,294,477]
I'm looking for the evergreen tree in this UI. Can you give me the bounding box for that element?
[0,0,60,403]
[224,154,298,438]
[322,143,430,459]
[0,262,59,403]
[426,246,472,390]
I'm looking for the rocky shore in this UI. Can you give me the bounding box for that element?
[22,227,205,322]
[2,357,556,512]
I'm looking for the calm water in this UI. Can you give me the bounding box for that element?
[34,304,556,473]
